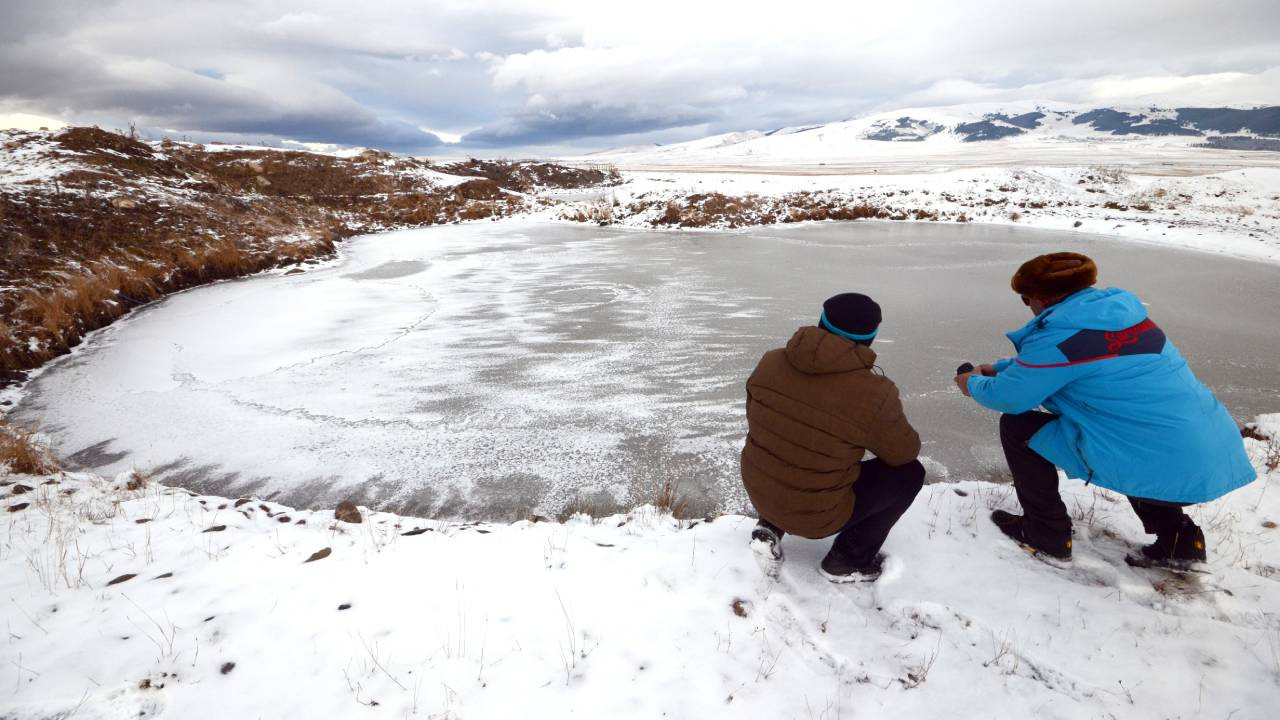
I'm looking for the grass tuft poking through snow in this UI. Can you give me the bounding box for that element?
[0,419,58,475]
[1,419,1278,718]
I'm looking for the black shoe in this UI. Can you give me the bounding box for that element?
[819,550,885,583]
[750,520,784,562]
[1125,519,1206,570]
[991,510,1072,564]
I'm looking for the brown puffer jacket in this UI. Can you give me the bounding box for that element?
[740,326,921,538]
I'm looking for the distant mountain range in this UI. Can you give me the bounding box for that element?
[585,104,1280,163]
[872,106,1280,144]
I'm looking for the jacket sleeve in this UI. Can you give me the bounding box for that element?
[967,358,1091,414]
[865,382,921,466]
[992,357,1015,373]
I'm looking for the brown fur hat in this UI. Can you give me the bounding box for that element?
[1011,252,1097,299]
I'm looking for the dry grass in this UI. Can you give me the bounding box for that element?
[653,478,691,519]
[0,419,59,475]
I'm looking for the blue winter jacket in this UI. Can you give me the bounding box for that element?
[967,287,1255,503]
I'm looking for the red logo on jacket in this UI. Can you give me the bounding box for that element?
[1104,319,1156,353]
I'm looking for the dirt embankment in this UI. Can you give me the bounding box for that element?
[0,127,619,384]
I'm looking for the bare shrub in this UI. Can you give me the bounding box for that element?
[656,201,683,226]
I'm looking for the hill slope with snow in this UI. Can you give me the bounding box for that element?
[579,103,1280,171]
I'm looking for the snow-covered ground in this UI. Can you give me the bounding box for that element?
[2,417,1277,719]
[544,166,1280,264]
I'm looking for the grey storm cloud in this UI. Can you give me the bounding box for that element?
[463,104,718,146]
[2,0,1279,154]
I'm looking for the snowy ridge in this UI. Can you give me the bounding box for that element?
[575,102,1280,168]
[1,419,1278,719]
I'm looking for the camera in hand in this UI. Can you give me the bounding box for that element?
[956,362,974,375]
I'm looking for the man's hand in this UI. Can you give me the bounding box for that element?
[976,363,997,377]
[954,370,978,396]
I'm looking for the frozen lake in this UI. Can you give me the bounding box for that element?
[14,220,1280,519]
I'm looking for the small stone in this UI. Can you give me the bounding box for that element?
[731,599,750,618]
[201,525,227,533]
[277,515,291,523]
[111,197,138,209]
[304,547,332,563]
[234,498,251,507]
[135,518,153,524]
[1263,520,1277,529]
[401,527,430,537]
[284,268,305,276]
[7,503,30,512]
[154,572,174,580]
[220,662,235,675]
[107,573,137,586]
[11,484,32,495]
[338,603,352,611]
[335,500,363,524]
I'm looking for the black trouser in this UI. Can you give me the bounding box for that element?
[761,458,925,565]
[999,411,1193,547]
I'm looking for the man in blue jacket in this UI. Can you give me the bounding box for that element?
[955,252,1255,569]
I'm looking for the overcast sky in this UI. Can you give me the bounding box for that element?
[2,0,1278,156]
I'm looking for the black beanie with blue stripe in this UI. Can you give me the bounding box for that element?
[819,293,882,344]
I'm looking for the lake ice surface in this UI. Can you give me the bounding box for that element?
[14,220,1280,518]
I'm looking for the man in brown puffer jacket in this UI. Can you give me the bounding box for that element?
[742,293,925,582]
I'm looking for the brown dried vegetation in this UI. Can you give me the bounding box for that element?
[0,419,59,475]
[647,192,887,229]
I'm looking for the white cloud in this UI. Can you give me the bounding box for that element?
[1,0,1278,152]
[0,112,68,131]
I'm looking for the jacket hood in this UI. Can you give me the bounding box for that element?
[784,326,876,375]
[1008,287,1148,347]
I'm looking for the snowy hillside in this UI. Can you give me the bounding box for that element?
[578,103,1280,169]
[2,418,1277,719]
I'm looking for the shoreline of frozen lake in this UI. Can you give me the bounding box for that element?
[12,219,1280,518]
